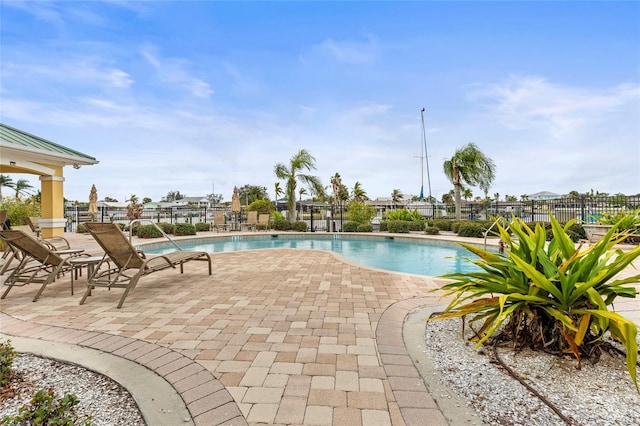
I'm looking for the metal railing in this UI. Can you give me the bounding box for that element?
[127,219,182,251]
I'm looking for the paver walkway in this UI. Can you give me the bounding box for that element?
[1,231,638,425]
[0,231,455,425]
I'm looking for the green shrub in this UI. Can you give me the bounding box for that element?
[432,219,453,231]
[195,222,210,232]
[272,219,292,231]
[347,201,376,225]
[432,215,640,390]
[136,224,163,238]
[0,199,40,227]
[76,223,88,234]
[343,221,359,232]
[598,208,640,243]
[0,340,15,387]
[247,199,276,214]
[291,221,308,232]
[379,221,388,232]
[387,220,410,233]
[174,223,196,236]
[457,223,485,238]
[126,224,140,236]
[451,220,465,233]
[356,224,373,232]
[424,226,440,235]
[2,388,91,425]
[157,222,175,234]
[384,208,425,222]
[408,221,425,232]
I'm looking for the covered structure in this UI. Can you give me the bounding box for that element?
[0,123,98,237]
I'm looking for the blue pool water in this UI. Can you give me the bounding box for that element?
[144,235,481,277]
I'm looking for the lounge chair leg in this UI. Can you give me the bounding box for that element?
[32,282,50,302]
[117,287,132,309]
[1,285,12,299]
[79,285,93,305]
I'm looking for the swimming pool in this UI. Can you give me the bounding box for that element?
[143,234,481,277]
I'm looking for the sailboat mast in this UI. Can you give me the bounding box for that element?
[420,108,425,199]
[421,108,432,202]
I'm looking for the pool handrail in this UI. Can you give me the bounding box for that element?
[128,219,182,251]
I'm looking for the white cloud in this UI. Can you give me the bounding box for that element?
[470,76,640,138]
[2,59,133,90]
[140,47,214,98]
[303,35,379,65]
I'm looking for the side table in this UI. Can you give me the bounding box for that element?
[69,256,105,295]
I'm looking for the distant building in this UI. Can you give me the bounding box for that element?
[527,191,562,201]
[179,196,210,207]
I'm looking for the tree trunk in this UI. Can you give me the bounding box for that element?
[289,188,297,222]
[453,171,462,220]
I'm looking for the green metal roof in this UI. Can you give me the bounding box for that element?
[0,123,97,164]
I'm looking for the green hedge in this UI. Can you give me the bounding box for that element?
[157,222,175,234]
[457,223,485,238]
[431,219,453,231]
[343,221,359,232]
[387,220,410,233]
[379,221,388,232]
[137,224,164,238]
[195,222,210,232]
[174,223,197,236]
[291,221,308,232]
[357,224,373,232]
[424,226,439,235]
[272,219,292,231]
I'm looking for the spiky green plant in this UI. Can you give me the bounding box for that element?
[432,215,640,389]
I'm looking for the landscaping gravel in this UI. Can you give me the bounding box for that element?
[0,353,145,425]
[424,317,640,426]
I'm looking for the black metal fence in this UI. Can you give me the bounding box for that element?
[64,195,639,232]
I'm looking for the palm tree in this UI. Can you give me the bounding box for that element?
[352,181,368,203]
[462,188,473,202]
[443,143,496,220]
[298,187,307,219]
[391,189,403,209]
[274,149,323,222]
[0,174,15,203]
[14,179,34,200]
[274,182,283,209]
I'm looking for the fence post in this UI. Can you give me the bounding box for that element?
[310,208,314,232]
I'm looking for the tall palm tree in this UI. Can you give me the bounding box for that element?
[391,189,403,209]
[330,173,342,207]
[442,191,454,205]
[352,181,368,203]
[299,187,307,218]
[274,182,283,208]
[443,143,496,220]
[274,149,323,222]
[14,179,34,200]
[0,174,15,203]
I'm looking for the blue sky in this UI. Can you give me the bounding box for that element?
[1,1,639,203]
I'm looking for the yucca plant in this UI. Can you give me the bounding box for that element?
[432,214,640,390]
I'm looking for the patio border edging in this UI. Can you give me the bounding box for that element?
[0,312,247,426]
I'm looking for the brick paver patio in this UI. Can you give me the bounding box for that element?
[0,231,456,425]
[1,231,638,425]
